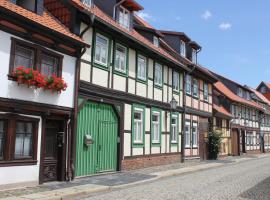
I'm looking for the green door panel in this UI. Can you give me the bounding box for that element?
[76,101,118,177]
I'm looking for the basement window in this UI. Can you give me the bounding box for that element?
[16,0,37,12]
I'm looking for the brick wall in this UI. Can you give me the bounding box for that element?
[122,153,181,171]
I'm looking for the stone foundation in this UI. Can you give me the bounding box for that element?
[122,153,181,171]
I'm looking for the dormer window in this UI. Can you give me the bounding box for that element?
[180,40,186,57]
[192,49,197,63]
[238,88,243,97]
[246,92,251,100]
[118,6,130,30]
[81,0,92,7]
[153,36,159,47]
[16,0,37,12]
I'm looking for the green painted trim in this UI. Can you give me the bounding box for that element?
[153,61,163,88]
[132,104,146,148]
[136,51,148,84]
[151,107,162,147]
[113,41,129,77]
[170,112,179,146]
[92,29,112,70]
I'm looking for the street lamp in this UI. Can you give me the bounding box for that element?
[170,97,178,110]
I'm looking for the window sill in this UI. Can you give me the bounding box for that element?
[171,142,178,146]
[113,69,128,77]
[93,62,109,71]
[0,160,38,167]
[7,74,16,81]
[132,142,144,148]
[151,142,161,147]
[136,78,148,85]
[154,84,163,90]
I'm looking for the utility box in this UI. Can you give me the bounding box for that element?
[84,134,94,147]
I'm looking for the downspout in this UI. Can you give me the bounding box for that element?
[113,0,126,20]
[181,64,196,163]
[69,14,95,180]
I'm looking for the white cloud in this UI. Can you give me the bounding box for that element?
[137,12,155,21]
[219,22,232,30]
[201,10,212,20]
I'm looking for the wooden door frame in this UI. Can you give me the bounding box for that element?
[39,115,69,184]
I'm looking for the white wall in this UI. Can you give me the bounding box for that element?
[0,113,42,186]
[0,31,76,108]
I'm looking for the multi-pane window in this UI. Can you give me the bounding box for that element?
[0,121,5,160]
[14,44,35,69]
[152,111,160,144]
[153,36,159,47]
[115,43,127,73]
[238,88,243,97]
[192,122,198,147]
[15,122,33,159]
[11,38,62,77]
[192,49,197,63]
[133,108,144,144]
[171,115,178,143]
[203,83,209,101]
[193,79,199,97]
[154,63,162,86]
[185,121,191,147]
[186,75,191,94]
[118,6,130,30]
[137,55,147,81]
[0,115,38,164]
[40,53,59,77]
[173,71,180,91]
[95,34,109,66]
[180,40,186,57]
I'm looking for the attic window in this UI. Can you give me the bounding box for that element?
[238,88,243,97]
[192,49,197,63]
[153,36,159,47]
[118,6,130,30]
[180,40,186,57]
[16,0,37,12]
[81,0,92,7]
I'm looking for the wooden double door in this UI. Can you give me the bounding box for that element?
[42,119,65,183]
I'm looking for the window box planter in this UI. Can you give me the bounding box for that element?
[10,66,67,93]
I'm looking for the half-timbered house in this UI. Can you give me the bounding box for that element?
[60,0,218,178]
[0,0,88,188]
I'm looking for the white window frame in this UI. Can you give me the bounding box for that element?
[115,43,127,73]
[153,36,159,47]
[133,108,144,144]
[118,6,130,30]
[238,88,243,97]
[185,121,191,147]
[193,79,199,98]
[173,71,180,92]
[171,115,178,143]
[152,111,161,144]
[203,83,209,101]
[154,62,162,86]
[192,122,198,147]
[192,48,197,63]
[180,40,186,57]
[137,54,147,81]
[94,33,109,66]
[186,75,191,95]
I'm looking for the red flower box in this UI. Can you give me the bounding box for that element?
[12,66,67,93]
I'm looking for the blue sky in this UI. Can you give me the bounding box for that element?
[136,0,270,88]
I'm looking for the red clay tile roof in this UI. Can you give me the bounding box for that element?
[0,0,88,46]
[249,87,270,105]
[214,81,262,110]
[134,14,153,29]
[70,0,188,70]
[213,104,232,118]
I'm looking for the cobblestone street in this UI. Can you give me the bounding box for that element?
[80,156,270,200]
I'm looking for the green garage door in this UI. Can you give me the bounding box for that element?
[76,101,118,177]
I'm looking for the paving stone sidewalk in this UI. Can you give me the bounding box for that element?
[0,154,267,200]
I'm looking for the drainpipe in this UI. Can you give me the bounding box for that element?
[181,65,196,163]
[69,14,95,180]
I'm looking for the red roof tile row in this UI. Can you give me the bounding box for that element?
[214,81,262,110]
[213,104,232,118]
[70,0,188,69]
[0,0,87,46]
